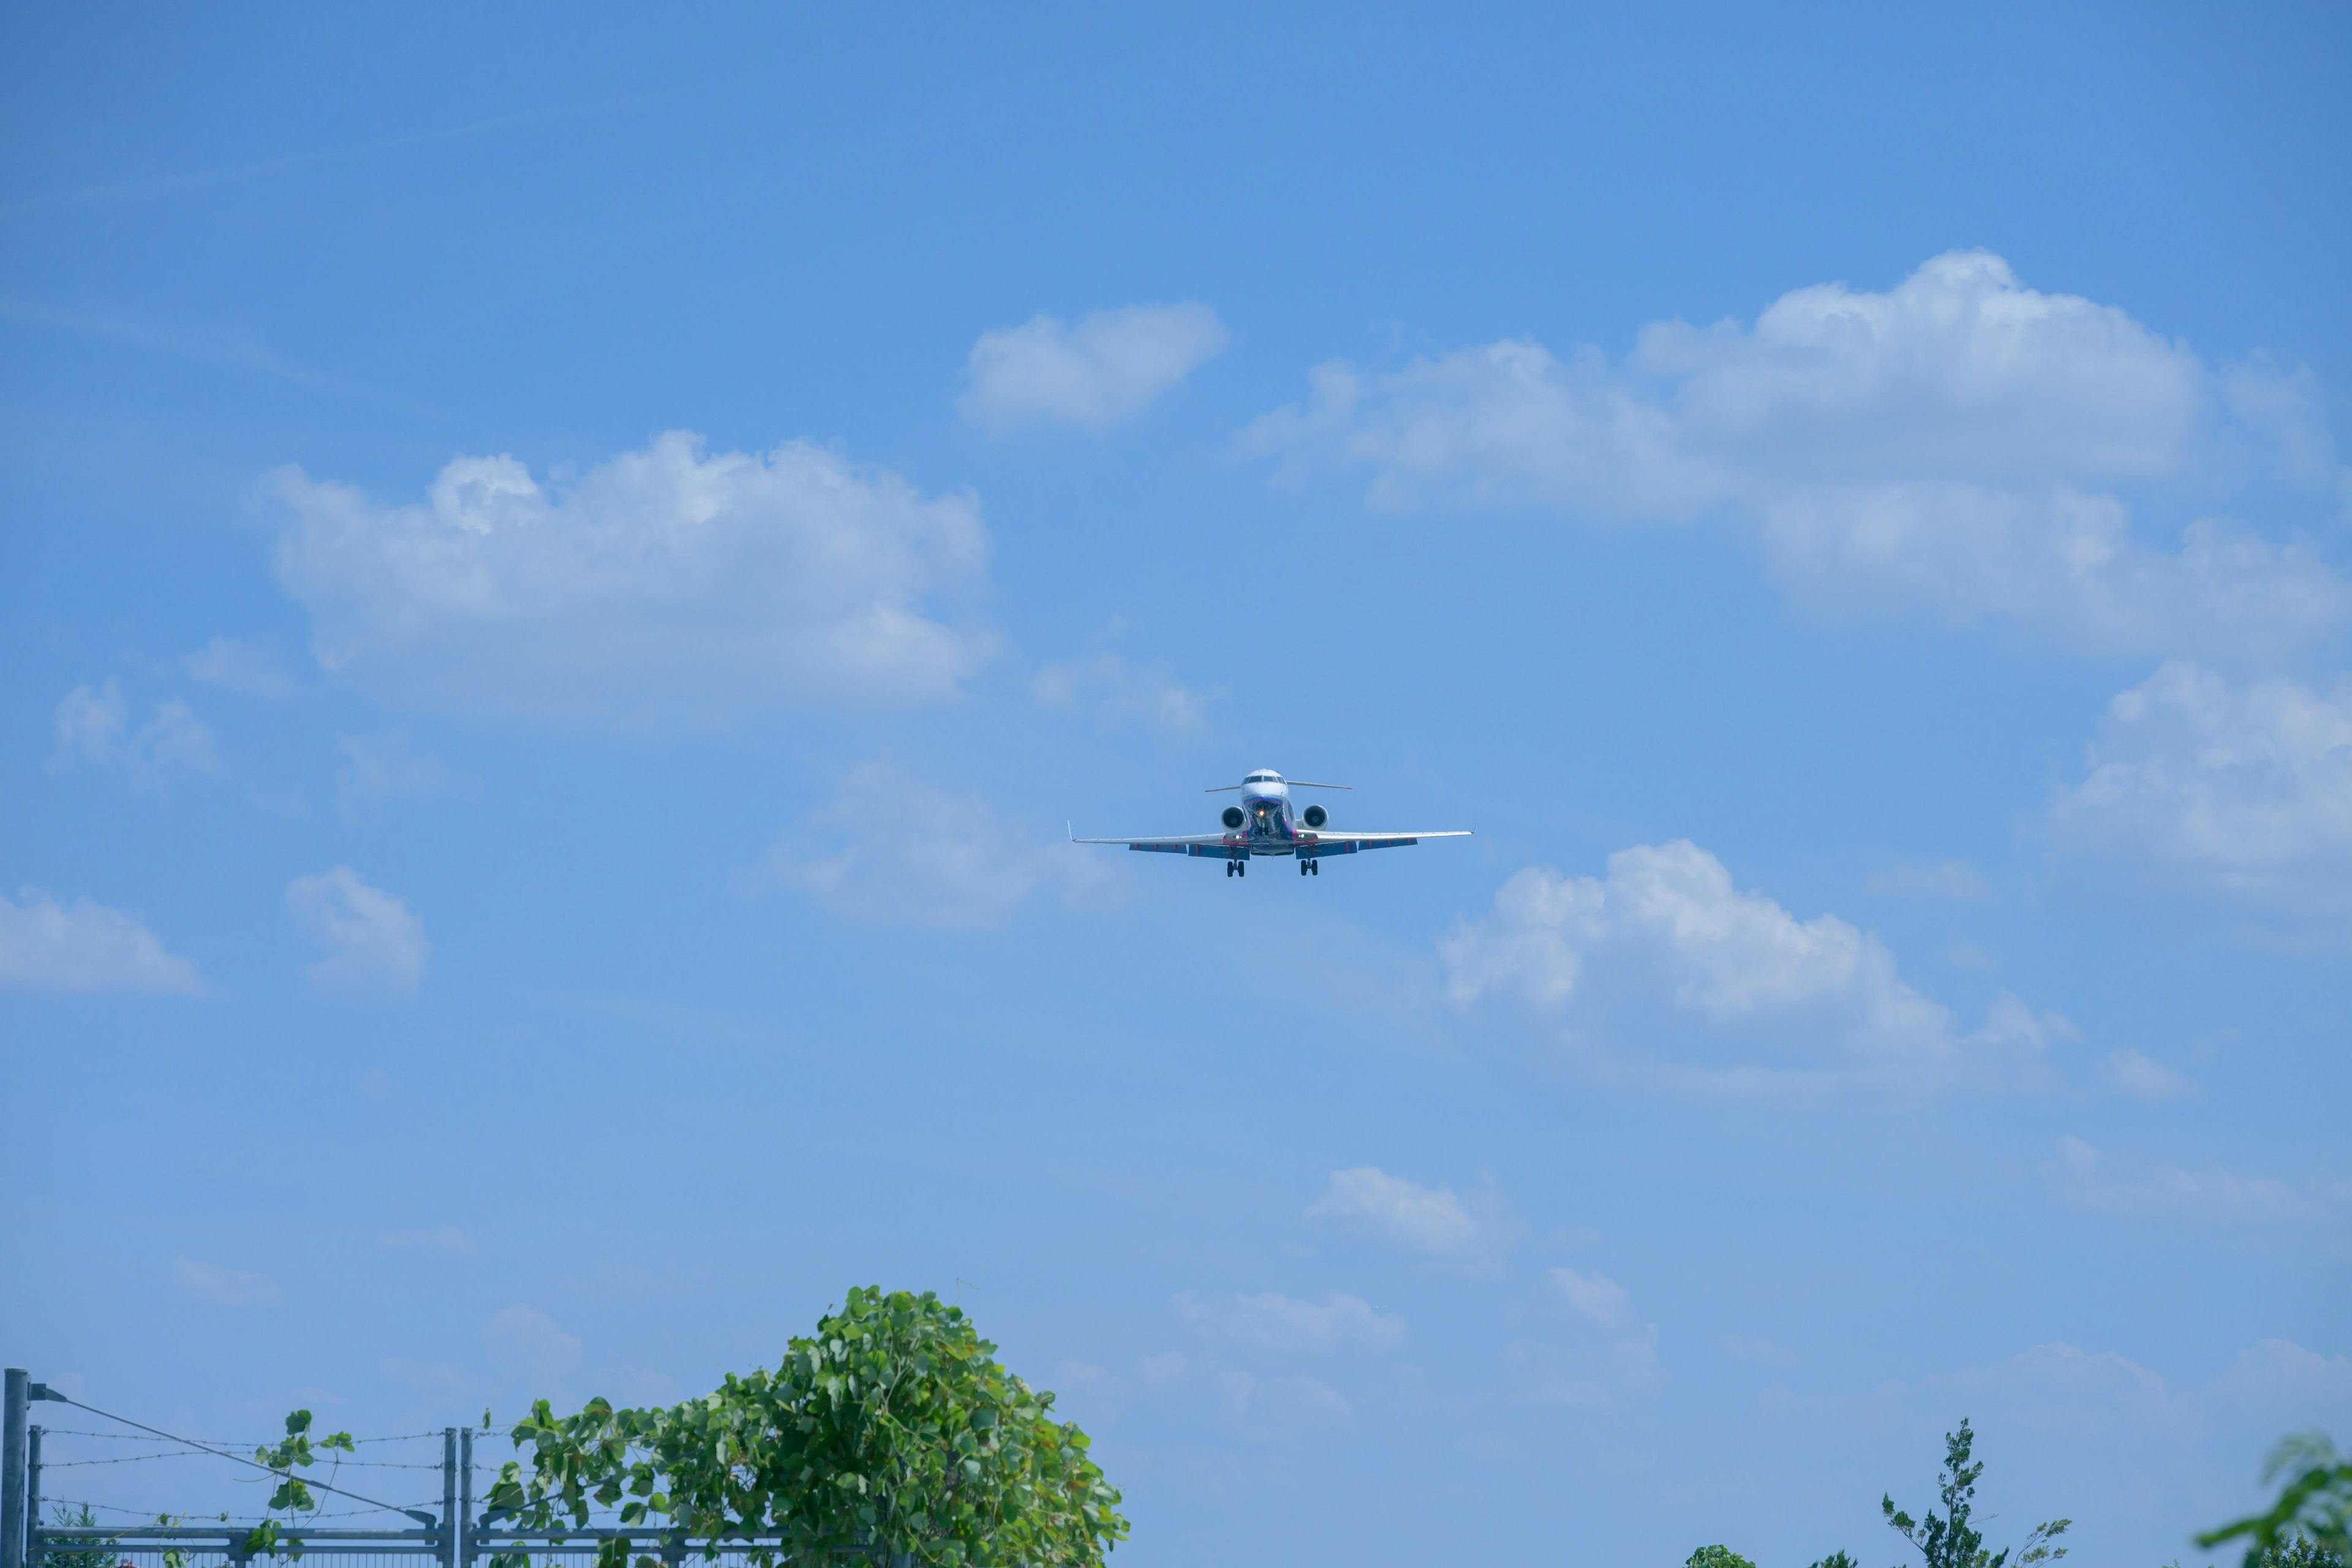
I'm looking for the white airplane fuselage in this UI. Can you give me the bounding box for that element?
[1231,772,1306,854]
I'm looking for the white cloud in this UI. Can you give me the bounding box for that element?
[2208,1338,2352,1408]
[263,432,997,730]
[736,763,1106,930]
[960,303,1227,434]
[174,1256,279,1306]
[1717,1333,1795,1367]
[1033,650,1222,737]
[1174,1291,1407,1355]
[1245,252,2350,660]
[183,637,295,698]
[2044,662,2352,932]
[2098,1046,2194,1101]
[1308,1167,1506,1260]
[2048,1136,2325,1224]
[378,1226,475,1254]
[1440,841,2074,1098]
[1548,1267,1633,1330]
[337,731,462,819]
[481,1305,582,1378]
[0,888,206,995]
[287,867,431,1002]
[53,680,125,763]
[53,682,223,788]
[1504,1327,1668,1410]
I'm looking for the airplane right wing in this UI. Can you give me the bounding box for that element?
[1298,830,1472,854]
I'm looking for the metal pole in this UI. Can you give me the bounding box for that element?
[4,1370,29,1568]
[440,1430,458,1568]
[21,1428,38,1568]
[458,1430,472,1568]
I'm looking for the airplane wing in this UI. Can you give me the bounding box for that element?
[1300,830,1471,854]
[1071,832,1243,857]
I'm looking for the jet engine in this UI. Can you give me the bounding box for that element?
[1221,805,1246,829]
[1303,804,1328,827]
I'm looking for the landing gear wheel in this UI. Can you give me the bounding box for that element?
[1225,861,1234,878]
[1300,859,1310,876]
[1238,860,1246,876]
[1311,859,1320,875]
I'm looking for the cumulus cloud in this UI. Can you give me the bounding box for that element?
[2044,662,2352,933]
[1548,1267,1634,1329]
[287,867,430,1001]
[174,1257,279,1306]
[1033,650,1223,737]
[736,763,1106,930]
[263,432,997,729]
[1307,1166,1510,1261]
[961,303,1227,434]
[1174,1291,1407,1355]
[2098,1047,2194,1101]
[2048,1136,2326,1225]
[0,888,206,995]
[183,637,295,698]
[337,731,463,819]
[1245,252,2349,660]
[53,682,224,788]
[1441,841,2074,1098]
[482,1304,582,1378]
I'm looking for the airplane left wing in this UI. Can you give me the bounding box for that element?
[1071,832,1243,857]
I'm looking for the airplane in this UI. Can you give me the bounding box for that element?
[1073,769,1471,877]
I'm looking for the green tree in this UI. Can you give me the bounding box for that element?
[40,1504,118,1568]
[1808,1553,1860,1568]
[1684,1547,1755,1568]
[484,1286,1126,1568]
[1883,1419,2070,1568]
[2198,1433,2350,1567]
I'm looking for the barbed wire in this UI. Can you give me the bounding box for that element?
[37,1431,450,1449]
[40,1499,441,1526]
[42,1458,442,1472]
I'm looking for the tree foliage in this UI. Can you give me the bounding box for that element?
[1684,1547,1755,1568]
[484,1286,1126,1568]
[1883,1419,2068,1568]
[2198,1433,2351,1568]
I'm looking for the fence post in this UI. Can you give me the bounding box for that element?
[21,1428,37,1568]
[458,1430,473,1568]
[4,1369,28,1568]
[440,1430,458,1568]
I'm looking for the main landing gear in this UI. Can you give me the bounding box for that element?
[1226,859,1246,878]
[1298,858,1319,876]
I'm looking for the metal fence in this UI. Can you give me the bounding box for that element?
[2,1372,832,1568]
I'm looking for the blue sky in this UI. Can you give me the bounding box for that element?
[4,4,2348,1563]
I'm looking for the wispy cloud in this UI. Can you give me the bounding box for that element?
[2048,1136,2326,1224]
[0,102,630,217]
[175,1256,279,1306]
[0,296,437,413]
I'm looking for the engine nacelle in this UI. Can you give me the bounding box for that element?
[1303,804,1328,828]
[1221,805,1246,829]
